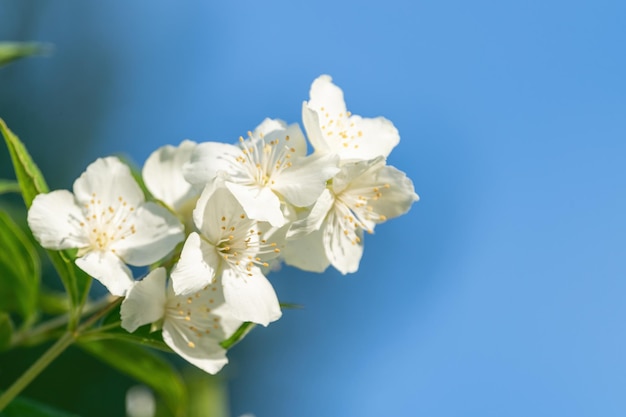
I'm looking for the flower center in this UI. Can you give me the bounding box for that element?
[166,282,226,349]
[317,107,363,150]
[231,132,297,187]
[213,213,280,276]
[79,193,137,252]
[335,182,391,242]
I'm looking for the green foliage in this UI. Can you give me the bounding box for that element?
[0,393,79,417]
[0,42,50,68]
[37,292,71,316]
[79,339,188,417]
[0,211,40,322]
[184,370,229,417]
[0,119,91,327]
[0,119,48,208]
[46,252,91,329]
[0,180,20,196]
[0,313,13,352]
[221,321,256,350]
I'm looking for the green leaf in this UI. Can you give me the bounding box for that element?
[79,330,172,354]
[0,180,20,195]
[0,394,79,417]
[0,119,48,207]
[45,251,91,327]
[0,42,51,68]
[279,302,304,310]
[184,370,229,417]
[0,211,40,322]
[220,322,256,350]
[0,313,13,352]
[0,119,91,323]
[38,291,71,315]
[79,339,187,417]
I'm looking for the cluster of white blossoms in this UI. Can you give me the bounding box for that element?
[27,75,419,374]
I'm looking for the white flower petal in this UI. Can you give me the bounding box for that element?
[286,188,335,239]
[73,157,144,209]
[112,202,184,266]
[323,209,364,275]
[255,120,308,157]
[272,153,339,207]
[307,74,347,116]
[27,190,88,250]
[282,228,330,273]
[252,118,288,137]
[221,267,281,326]
[192,183,249,242]
[75,250,134,296]
[303,75,400,161]
[121,268,167,333]
[170,232,220,295]
[162,321,229,374]
[302,74,347,157]
[342,115,399,161]
[184,142,241,185]
[162,279,241,375]
[332,156,386,194]
[225,182,284,227]
[302,103,329,155]
[191,178,221,235]
[332,158,418,232]
[142,140,198,212]
[365,164,419,219]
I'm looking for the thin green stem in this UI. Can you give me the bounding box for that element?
[0,331,75,411]
[0,297,122,410]
[77,297,121,331]
[79,321,121,336]
[10,296,116,348]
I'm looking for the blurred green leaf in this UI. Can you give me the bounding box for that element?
[220,321,256,350]
[0,211,40,322]
[0,119,91,324]
[0,42,50,68]
[0,393,79,417]
[79,339,187,417]
[184,369,229,417]
[38,291,71,315]
[0,313,13,352]
[0,180,20,195]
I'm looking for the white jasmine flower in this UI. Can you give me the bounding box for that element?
[285,157,418,274]
[184,118,339,227]
[27,157,185,296]
[142,140,200,223]
[302,75,400,162]
[121,267,242,375]
[170,183,282,326]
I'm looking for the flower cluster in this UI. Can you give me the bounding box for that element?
[27,75,419,374]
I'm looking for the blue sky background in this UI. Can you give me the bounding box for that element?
[1,1,625,416]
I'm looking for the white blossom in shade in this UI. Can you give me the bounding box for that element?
[183,118,339,227]
[302,75,400,162]
[170,183,282,326]
[27,157,185,296]
[142,140,200,223]
[285,157,419,274]
[121,268,242,375]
